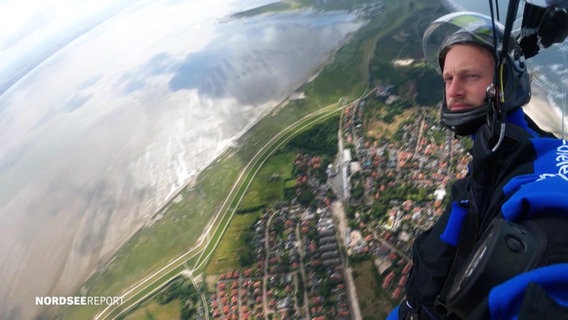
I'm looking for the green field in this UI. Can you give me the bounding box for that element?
[352,259,397,320]
[205,210,262,274]
[124,299,181,320]
[237,151,296,211]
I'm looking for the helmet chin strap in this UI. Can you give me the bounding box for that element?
[486,81,507,152]
[489,109,507,152]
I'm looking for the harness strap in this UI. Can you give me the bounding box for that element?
[435,120,538,316]
[435,208,478,316]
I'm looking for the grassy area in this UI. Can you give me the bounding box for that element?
[363,103,419,141]
[205,211,262,274]
[237,151,296,211]
[124,299,180,320]
[352,260,395,320]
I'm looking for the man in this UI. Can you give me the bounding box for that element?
[389,11,568,320]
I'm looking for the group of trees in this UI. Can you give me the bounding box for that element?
[285,115,339,158]
[155,278,206,319]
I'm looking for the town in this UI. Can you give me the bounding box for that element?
[204,85,471,319]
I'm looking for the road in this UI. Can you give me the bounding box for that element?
[331,200,363,320]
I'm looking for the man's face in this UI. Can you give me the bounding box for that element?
[442,44,495,112]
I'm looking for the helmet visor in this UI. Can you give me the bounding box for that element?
[422,11,504,72]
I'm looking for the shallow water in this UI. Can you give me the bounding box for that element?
[0,1,364,318]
